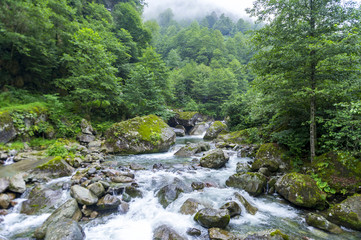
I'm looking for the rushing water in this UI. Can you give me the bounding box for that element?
[1,135,361,240]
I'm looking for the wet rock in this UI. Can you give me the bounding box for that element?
[236,162,251,174]
[251,143,285,172]
[70,185,98,205]
[129,163,146,171]
[125,186,143,198]
[0,112,17,144]
[153,224,186,240]
[200,149,229,169]
[153,163,164,170]
[194,208,230,229]
[220,201,241,218]
[174,142,210,157]
[105,115,176,154]
[0,194,10,209]
[204,121,228,140]
[189,123,208,135]
[173,128,186,137]
[208,228,240,240]
[87,182,105,198]
[34,198,82,239]
[180,198,202,215]
[234,192,258,215]
[96,194,121,211]
[36,156,75,178]
[275,173,327,210]
[157,184,185,208]
[77,134,95,144]
[0,178,9,193]
[241,229,289,240]
[110,176,133,183]
[80,119,95,135]
[306,213,343,234]
[44,219,85,240]
[237,145,259,158]
[326,194,361,230]
[215,142,236,149]
[21,185,62,215]
[191,182,205,190]
[226,173,267,196]
[9,173,26,193]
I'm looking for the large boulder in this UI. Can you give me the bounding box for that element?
[180,198,202,215]
[251,143,286,172]
[0,112,16,144]
[21,185,63,215]
[200,149,229,169]
[275,173,327,210]
[9,173,26,193]
[95,194,121,211]
[153,225,186,240]
[241,229,289,240]
[105,115,176,154]
[208,228,239,240]
[34,198,82,239]
[0,178,9,193]
[306,213,343,234]
[204,121,228,140]
[189,123,209,135]
[194,208,230,229]
[36,156,75,178]
[234,192,258,215]
[44,219,85,240]
[174,142,210,157]
[220,201,241,218]
[0,194,10,209]
[157,184,186,208]
[70,185,98,206]
[168,111,204,132]
[326,194,361,231]
[226,173,267,196]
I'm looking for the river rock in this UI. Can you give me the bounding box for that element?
[326,194,361,230]
[168,111,203,131]
[34,198,82,239]
[0,178,9,193]
[173,128,185,137]
[87,182,105,198]
[204,121,228,140]
[236,162,251,174]
[226,173,267,196]
[251,143,285,173]
[220,201,241,218]
[306,213,343,234]
[241,229,289,240]
[105,115,176,154]
[157,184,185,208]
[111,176,133,183]
[77,134,95,144]
[81,119,95,135]
[21,185,62,215]
[125,185,143,198]
[180,198,202,215]
[186,228,202,236]
[36,156,75,178]
[96,194,121,211]
[275,173,327,210]
[9,173,26,193]
[200,149,229,169]
[70,185,98,205]
[234,192,258,215]
[194,208,230,229]
[191,182,205,190]
[0,112,16,144]
[174,142,210,157]
[0,194,10,209]
[209,228,240,240]
[190,123,209,136]
[45,219,85,240]
[153,224,186,240]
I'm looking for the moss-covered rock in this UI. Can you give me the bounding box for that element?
[275,173,327,210]
[234,192,258,215]
[200,149,229,169]
[153,224,186,240]
[168,111,204,133]
[105,115,176,154]
[194,208,230,229]
[226,172,267,196]
[217,127,263,145]
[174,142,210,157]
[36,156,75,178]
[326,194,361,231]
[305,213,343,234]
[208,228,239,240]
[251,143,286,172]
[180,198,202,215]
[0,112,16,144]
[242,229,289,240]
[204,121,228,140]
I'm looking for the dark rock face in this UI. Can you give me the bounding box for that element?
[44,219,85,240]
[168,112,204,133]
[226,173,267,196]
[203,121,228,140]
[153,225,186,240]
[306,213,343,234]
[200,149,229,169]
[194,208,230,229]
[0,112,16,144]
[105,115,176,154]
[326,194,361,231]
[275,173,327,210]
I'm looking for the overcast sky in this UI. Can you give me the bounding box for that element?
[143,0,255,21]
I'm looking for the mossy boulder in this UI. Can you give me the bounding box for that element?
[226,172,267,196]
[326,194,361,231]
[105,115,176,154]
[305,213,343,234]
[275,173,327,210]
[216,127,262,145]
[234,192,258,215]
[44,219,85,240]
[208,228,239,240]
[70,185,98,206]
[153,224,186,240]
[204,121,228,140]
[95,194,121,211]
[251,143,286,172]
[168,111,204,133]
[157,184,186,208]
[200,149,229,169]
[36,156,75,178]
[0,112,16,144]
[180,198,202,215]
[242,229,289,240]
[194,208,230,229]
[220,201,241,218]
[174,142,210,157]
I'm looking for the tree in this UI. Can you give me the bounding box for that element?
[248,0,361,161]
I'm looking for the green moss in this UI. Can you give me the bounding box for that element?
[0,102,47,115]
[218,127,262,144]
[270,229,289,240]
[176,111,198,120]
[37,156,63,170]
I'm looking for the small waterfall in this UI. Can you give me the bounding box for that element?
[4,156,14,166]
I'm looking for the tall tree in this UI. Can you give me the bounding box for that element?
[248,0,361,162]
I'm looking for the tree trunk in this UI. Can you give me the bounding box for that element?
[309,0,316,163]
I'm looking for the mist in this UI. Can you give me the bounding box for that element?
[143,0,255,21]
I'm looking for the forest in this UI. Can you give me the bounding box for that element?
[1,0,361,170]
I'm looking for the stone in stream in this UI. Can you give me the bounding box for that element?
[200,149,229,169]
[234,192,258,215]
[87,182,105,198]
[110,175,133,183]
[326,193,361,231]
[9,173,26,193]
[220,201,242,218]
[44,219,85,240]
[173,128,185,137]
[174,142,210,157]
[226,172,267,196]
[157,184,185,208]
[34,198,82,239]
[70,185,98,205]
[194,208,231,229]
[251,143,286,173]
[186,228,202,237]
[0,178,9,193]
[189,122,208,135]
[305,213,343,234]
[153,224,186,240]
[0,194,10,209]
[241,229,289,240]
[275,173,327,210]
[180,198,202,215]
[203,121,228,140]
[208,228,240,240]
[36,156,75,178]
[95,194,121,211]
